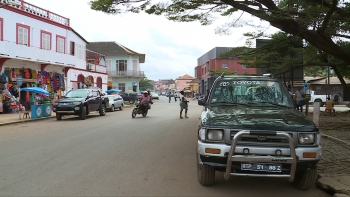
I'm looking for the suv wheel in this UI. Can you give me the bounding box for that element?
[110,105,115,112]
[56,113,62,120]
[129,100,135,104]
[197,153,215,186]
[292,168,317,190]
[99,104,106,116]
[80,106,86,120]
[197,163,215,186]
[119,104,123,111]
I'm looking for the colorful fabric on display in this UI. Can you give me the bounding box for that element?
[14,68,20,75]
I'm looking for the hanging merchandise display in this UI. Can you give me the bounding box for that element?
[1,67,66,114]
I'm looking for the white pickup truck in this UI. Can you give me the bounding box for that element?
[309,90,327,107]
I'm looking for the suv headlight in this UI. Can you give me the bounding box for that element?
[73,102,81,105]
[207,129,224,141]
[298,133,315,144]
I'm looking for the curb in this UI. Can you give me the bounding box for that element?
[0,105,134,127]
[0,116,55,127]
[321,134,350,146]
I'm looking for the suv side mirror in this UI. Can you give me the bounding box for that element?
[198,99,205,106]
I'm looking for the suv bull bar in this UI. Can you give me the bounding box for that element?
[224,130,297,182]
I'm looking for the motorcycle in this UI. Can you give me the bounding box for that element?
[131,99,151,118]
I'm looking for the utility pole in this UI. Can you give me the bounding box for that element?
[327,54,330,98]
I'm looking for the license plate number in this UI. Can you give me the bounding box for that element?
[241,163,282,172]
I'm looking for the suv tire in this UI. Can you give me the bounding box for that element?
[197,163,215,186]
[80,106,86,120]
[119,104,123,111]
[129,100,135,104]
[292,168,317,190]
[99,104,106,116]
[56,113,62,120]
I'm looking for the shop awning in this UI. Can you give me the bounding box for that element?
[20,87,50,95]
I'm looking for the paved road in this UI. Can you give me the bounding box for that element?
[0,97,330,196]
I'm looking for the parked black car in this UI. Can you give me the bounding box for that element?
[53,88,109,120]
[120,92,139,104]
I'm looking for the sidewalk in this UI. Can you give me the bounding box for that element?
[0,111,55,126]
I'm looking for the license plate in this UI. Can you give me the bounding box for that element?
[241,163,282,172]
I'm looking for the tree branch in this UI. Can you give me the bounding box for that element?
[318,0,337,34]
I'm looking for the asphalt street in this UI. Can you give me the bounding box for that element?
[0,97,331,196]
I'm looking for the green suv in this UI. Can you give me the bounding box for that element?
[197,74,322,190]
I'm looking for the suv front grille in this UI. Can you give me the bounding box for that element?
[228,130,294,147]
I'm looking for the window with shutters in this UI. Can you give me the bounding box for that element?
[116,60,127,71]
[0,18,3,41]
[75,43,85,60]
[118,83,125,92]
[70,41,75,55]
[16,23,30,46]
[106,59,112,71]
[56,35,65,53]
[133,59,138,71]
[40,30,51,50]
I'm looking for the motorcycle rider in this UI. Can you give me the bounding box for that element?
[139,91,150,113]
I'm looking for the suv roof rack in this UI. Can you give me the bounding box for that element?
[263,73,274,77]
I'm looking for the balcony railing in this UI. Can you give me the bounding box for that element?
[0,40,77,66]
[0,0,70,27]
[108,70,145,77]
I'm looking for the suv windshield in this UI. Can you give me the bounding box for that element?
[209,79,293,107]
[64,89,89,98]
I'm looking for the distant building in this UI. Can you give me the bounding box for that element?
[87,42,145,93]
[175,74,195,91]
[305,76,350,101]
[195,47,257,94]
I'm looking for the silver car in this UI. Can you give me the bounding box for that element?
[106,95,124,112]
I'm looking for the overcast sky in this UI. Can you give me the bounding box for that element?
[26,0,277,81]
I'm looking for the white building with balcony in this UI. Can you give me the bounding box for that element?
[87,42,145,93]
[0,0,108,106]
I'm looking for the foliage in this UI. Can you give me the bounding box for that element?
[208,69,236,76]
[139,77,154,90]
[89,0,350,65]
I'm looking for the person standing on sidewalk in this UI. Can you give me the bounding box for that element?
[179,90,189,118]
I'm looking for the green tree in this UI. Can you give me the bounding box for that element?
[208,68,236,76]
[89,0,350,95]
[139,78,153,90]
[89,0,350,63]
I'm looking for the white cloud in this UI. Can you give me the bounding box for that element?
[25,0,278,80]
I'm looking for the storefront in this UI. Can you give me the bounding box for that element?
[0,67,66,113]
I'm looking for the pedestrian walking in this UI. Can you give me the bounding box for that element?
[303,80,309,92]
[295,86,305,112]
[168,93,171,103]
[179,90,189,118]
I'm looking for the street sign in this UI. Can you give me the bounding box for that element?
[17,76,23,86]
